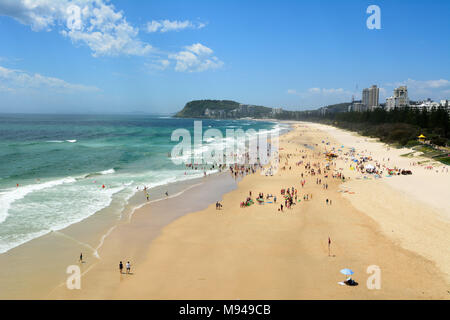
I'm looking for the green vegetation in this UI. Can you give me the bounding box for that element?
[175,100,240,118]
[405,140,421,148]
[175,100,273,119]
[400,152,415,157]
[436,157,450,165]
[284,105,450,147]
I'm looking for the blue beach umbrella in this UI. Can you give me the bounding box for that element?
[340,268,354,276]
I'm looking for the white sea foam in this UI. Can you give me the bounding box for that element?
[0,177,77,224]
[0,229,50,255]
[99,168,115,175]
[0,180,126,254]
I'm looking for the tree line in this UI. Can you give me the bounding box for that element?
[274,106,450,147]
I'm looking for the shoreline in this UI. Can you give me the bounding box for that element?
[0,170,238,299]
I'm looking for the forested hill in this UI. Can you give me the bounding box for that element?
[175,100,240,117]
[175,100,273,118]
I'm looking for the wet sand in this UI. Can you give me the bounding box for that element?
[0,172,237,299]
[46,172,238,299]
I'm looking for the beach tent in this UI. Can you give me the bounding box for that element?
[365,164,375,173]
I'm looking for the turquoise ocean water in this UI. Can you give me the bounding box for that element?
[0,114,283,253]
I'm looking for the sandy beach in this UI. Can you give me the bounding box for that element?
[44,121,450,300]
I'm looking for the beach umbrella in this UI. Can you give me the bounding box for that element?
[340,268,354,277]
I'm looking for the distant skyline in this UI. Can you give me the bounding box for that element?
[0,0,449,114]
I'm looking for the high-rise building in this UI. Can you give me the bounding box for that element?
[385,86,409,111]
[394,86,409,107]
[362,88,369,108]
[362,85,379,110]
[386,97,396,110]
[368,85,379,110]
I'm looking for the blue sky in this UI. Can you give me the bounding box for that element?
[0,0,449,114]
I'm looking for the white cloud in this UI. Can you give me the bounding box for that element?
[304,87,350,95]
[384,78,450,100]
[169,43,223,72]
[146,20,162,33]
[0,2,223,72]
[0,65,99,93]
[185,43,213,55]
[322,88,344,94]
[145,19,205,33]
[308,87,321,94]
[389,78,450,90]
[145,59,170,71]
[0,0,152,57]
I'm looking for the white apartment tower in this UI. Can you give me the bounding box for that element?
[368,85,379,110]
[386,86,409,111]
[394,86,409,107]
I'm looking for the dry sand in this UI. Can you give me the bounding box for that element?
[49,122,449,299]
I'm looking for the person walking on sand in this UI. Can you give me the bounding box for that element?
[119,261,123,274]
[326,199,329,205]
[328,237,332,256]
[79,252,83,263]
[126,261,131,274]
